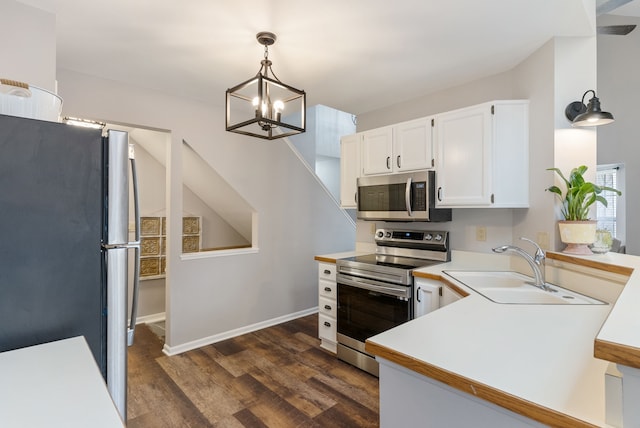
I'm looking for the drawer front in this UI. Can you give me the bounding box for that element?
[318,262,336,282]
[319,296,337,318]
[318,313,336,342]
[319,279,336,299]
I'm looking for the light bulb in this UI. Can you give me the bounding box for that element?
[273,100,284,113]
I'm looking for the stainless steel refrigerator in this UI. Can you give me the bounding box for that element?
[0,113,140,419]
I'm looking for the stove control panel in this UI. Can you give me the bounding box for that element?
[375,228,448,250]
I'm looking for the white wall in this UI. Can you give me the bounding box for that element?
[56,69,356,351]
[598,14,640,255]
[1,1,56,91]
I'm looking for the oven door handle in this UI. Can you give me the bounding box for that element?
[337,274,410,300]
[405,176,413,217]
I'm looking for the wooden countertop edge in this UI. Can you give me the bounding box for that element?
[364,340,599,428]
[412,270,442,280]
[594,338,640,369]
[314,255,337,263]
[413,271,471,297]
[546,251,634,276]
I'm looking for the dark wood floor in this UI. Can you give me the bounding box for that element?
[127,314,380,427]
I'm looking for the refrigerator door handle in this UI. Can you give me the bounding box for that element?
[127,146,141,347]
[103,242,140,250]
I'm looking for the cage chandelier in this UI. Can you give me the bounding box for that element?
[225,31,306,140]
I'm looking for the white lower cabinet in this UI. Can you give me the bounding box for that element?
[415,277,464,316]
[414,277,441,318]
[317,262,337,353]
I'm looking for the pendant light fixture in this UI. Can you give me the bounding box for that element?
[565,90,615,127]
[226,32,306,140]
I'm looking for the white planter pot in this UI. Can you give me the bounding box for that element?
[558,220,596,255]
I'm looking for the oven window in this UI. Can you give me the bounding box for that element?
[337,283,411,343]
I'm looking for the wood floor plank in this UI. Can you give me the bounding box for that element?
[128,314,380,427]
[156,353,245,424]
[307,376,379,425]
[128,326,213,427]
[241,387,318,428]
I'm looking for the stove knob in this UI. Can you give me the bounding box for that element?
[385,232,392,238]
[377,231,384,238]
[425,233,433,240]
[434,234,443,241]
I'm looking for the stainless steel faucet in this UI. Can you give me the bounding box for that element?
[492,237,548,291]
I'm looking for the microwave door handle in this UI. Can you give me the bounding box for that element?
[405,177,413,217]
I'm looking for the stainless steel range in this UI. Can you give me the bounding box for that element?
[336,228,450,376]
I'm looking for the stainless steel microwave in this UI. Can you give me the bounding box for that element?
[356,171,451,222]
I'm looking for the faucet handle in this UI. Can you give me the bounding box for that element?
[520,237,545,260]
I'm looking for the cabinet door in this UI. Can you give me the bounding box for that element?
[362,126,393,175]
[339,134,360,209]
[435,104,492,207]
[491,101,529,207]
[414,278,441,318]
[394,118,433,172]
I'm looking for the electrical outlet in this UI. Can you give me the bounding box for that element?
[537,232,550,250]
[476,226,487,241]
[370,222,376,235]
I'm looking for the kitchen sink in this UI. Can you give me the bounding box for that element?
[442,271,606,305]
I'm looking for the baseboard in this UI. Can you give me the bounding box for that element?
[162,307,318,356]
[135,312,166,325]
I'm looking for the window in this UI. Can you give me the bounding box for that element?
[596,165,621,238]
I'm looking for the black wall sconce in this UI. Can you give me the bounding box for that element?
[565,90,614,127]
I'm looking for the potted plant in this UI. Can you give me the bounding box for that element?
[546,165,621,254]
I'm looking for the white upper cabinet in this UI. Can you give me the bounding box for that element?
[361,126,394,175]
[394,118,434,172]
[361,118,434,175]
[339,133,360,209]
[434,100,529,208]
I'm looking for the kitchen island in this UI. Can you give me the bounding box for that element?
[365,250,638,427]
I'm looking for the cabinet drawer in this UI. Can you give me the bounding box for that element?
[319,279,336,299]
[318,280,338,300]
[318,263,336,281]
[318,313,336,342]
[319,296,337,318]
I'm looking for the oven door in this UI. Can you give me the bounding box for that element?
[336,273,412,343]
[336,273,412,376]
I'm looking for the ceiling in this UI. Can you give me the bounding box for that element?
[15,0,638,116]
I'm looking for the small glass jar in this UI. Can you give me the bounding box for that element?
[591,229,613,254]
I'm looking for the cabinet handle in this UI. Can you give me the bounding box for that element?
[324,321,331,327]
[386,156,391,170]
[324,305,332,310]
[354,191,358,204]
[324,286,332,292]
[323,269,331,275]
[416,287,422,302]
[397,155,401,168]
[437,187,443,201]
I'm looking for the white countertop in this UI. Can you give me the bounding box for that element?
[365,250,640,427]
[0,336,125,428]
